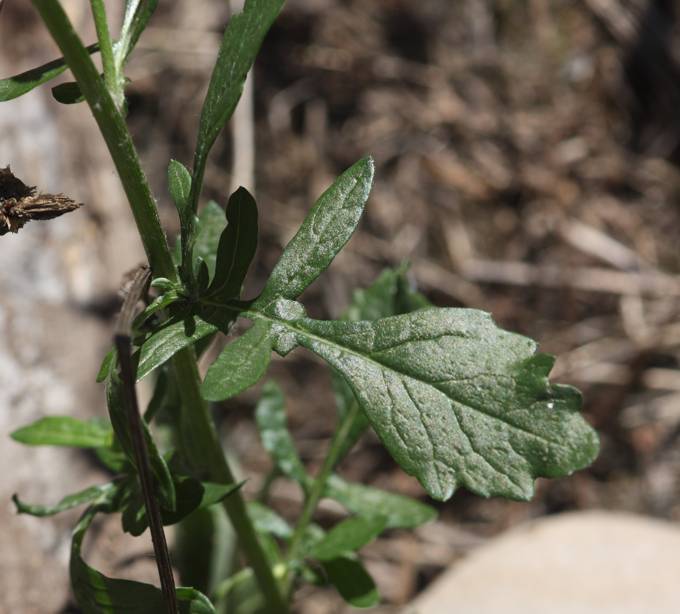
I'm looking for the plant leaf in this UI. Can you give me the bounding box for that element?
[0,44,98,102]
[324,475,436,530]
[333,265,431,461]
[106,366,176,509]
[13,482,117,517]
[51,81,85,104]
[256,157,374,307]
[255,301,599,501]
[322,555,379,608]
[309,515,386,561]
[248,501,293,539]
[137,317,217,381]
[202,320,273,402]
[119,0,159,63]
[194,0,285,176]
[11,416,112,448]
[204,187,258,301]
[168,159,192,224]
[70,504,215,614]
[254,381,307,484]
[194,201,227,278]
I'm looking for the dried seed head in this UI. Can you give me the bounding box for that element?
[0,166,82,236]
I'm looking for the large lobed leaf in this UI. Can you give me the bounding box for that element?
[258,301,599,501]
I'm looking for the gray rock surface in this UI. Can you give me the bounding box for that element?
[408,511,680,614]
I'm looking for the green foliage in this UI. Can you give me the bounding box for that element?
[321,555,380,608]
[11,416,112,448]
[255,157,375,307]
[194,0,285,187]
[201,321,273,401]
[71,502,215,614]
[0,44,99,101]
[201,187,258,302]
[254,381,307,485]
[308,515,387,561]
[6,0,600,611]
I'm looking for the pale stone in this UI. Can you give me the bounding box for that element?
[408,511,680,614]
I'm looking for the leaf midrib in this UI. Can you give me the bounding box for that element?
[245,309,564,448]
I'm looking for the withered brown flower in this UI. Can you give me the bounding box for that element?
[0,166,82,236]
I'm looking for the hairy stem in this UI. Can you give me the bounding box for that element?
[31,2,288,611]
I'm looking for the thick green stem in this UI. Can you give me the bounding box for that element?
[31,2,288,611]
[283,402,361,593]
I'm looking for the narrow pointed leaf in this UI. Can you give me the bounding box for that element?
[257,301,600,501]
[322,555,379,608]
[204,187,258,301]
[254,381,307,484]
[11,416,112,448]
[118,0,160,63]
[194,0,285,172]
[309,515,387,561]
[202,320,273,401]
[256,157,374,307]
[13,482,117,517]
[137,317,217,381]
[324,475,436,530]
[0,44,98,102]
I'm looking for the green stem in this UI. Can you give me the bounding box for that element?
[283,401,361,593]
[31,2,288,612]
[88,0,121,109]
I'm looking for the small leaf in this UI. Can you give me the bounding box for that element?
[254,381,307,484]
[309,515,386,561]
[322,555,379,608]
[194,0,285,175]
[202,320,273,401]
[137,317,217,381]
[256,157,374,307]
[168,158,192,231]
[51,81,85,104]
[251,302,599,501]
[194,201,227,278]
[248,501,293,539]
[204,187,258,301]
[11,416,112,448]
[13,482,117,517]
[0,44,98,102]
[324,475,436,530]
[96,348,116,383]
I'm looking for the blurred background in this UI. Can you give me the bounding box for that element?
[2,0,680,612]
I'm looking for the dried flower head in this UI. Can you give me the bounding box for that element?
[0,166,82,236]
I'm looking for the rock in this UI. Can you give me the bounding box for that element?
[408,511,680,614]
